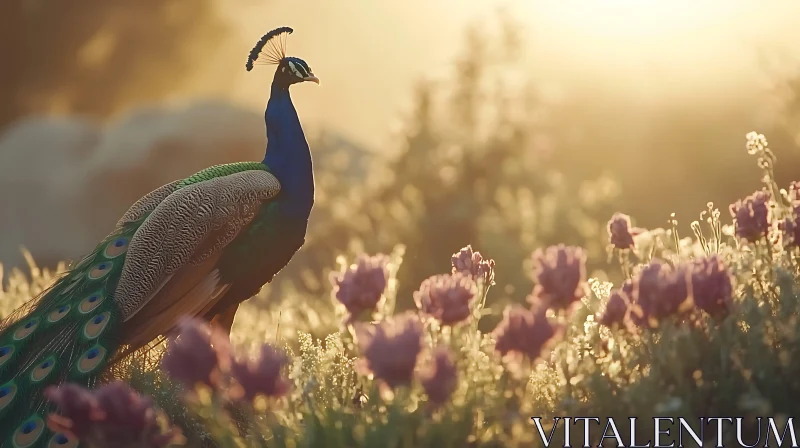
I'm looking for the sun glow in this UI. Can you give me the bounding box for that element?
[508,0,770,94]
[526,0,744,47]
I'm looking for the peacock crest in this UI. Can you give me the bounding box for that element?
[246,26,294,71]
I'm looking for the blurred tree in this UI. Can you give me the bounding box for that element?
[351,16,619,324]
[0,0,230,131]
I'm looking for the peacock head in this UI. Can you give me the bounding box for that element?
[275,57,319,87]
[246,27,320,89]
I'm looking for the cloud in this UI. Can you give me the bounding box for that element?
[0,100,266,269]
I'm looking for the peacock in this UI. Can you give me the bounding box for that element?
[0,26,318,447]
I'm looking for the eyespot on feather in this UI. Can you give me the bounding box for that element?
[79,292,104,314]
[83,312,111,340]
[47,305,71,323]
[13,318,39,341]
[0,381,17,412]
[103,237,129,258]
[0,345,14,367]
[88,261,113,280]
[13,415,45,448]
[47,433,78,448]
[76,345,107,374]
[30,356,56,383]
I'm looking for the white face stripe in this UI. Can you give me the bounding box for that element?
[287,60,304,78]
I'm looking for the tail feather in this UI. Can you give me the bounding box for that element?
[0,220,140,446]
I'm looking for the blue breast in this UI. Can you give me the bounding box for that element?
[262,86,315,222]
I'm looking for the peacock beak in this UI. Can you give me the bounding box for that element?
[303,75,320,85]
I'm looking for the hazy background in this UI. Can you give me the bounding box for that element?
[3,0,800,325]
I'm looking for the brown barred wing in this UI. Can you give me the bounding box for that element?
[113,170,280,352]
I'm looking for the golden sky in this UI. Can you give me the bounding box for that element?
[178,0,800,150]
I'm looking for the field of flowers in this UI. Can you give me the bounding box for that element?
[2,131,800,447]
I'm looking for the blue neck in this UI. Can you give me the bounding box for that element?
[262,82,315,221]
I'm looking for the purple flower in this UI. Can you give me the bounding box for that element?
[161,317,231,389]
[596,280,633,328]
[729,190,771,242]
[414,273,477,326]
[331,254,390,323]
[631,261,692,327]
[607,213,637,249]
[492,306,560,363]
[529,245,589,311]
[355,312,423,389]
[451,245,496,285]
[46,382,179,448]
[690,255,734,317]
[95,382,177,446]
[230,343,291,402]
[45,383,104,439]
[420,348,457,408]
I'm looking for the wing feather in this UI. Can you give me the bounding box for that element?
[113,170,280,324]
[117,179,184,227]
[118,255,230,355]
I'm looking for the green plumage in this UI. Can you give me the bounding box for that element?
[176,162,270,189]
[0,162,278,447]
[0,226,131,447]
